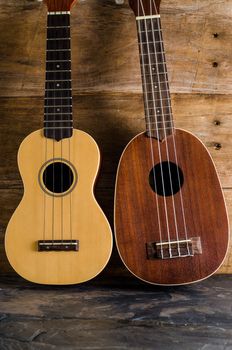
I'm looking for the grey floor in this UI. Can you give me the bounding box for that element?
[0,274,232,350]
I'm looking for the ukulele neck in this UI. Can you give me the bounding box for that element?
[136,15,174,141]
[44,12,73,141]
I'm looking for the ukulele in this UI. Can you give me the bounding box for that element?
[5,0,112,285]
[114,0,229,285]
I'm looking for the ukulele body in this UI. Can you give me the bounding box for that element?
[5,129,112,285]
[115,129,229,285]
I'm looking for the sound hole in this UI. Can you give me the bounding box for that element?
[149,161,184,197]
[43,162,74,194]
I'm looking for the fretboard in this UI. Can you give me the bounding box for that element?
[137,16,174,140]
[44,12,73,141]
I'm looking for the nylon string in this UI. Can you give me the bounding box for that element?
[138,19,163,257]
[139,0,171,257]
[153,0,190,253]
[149,0,181,255]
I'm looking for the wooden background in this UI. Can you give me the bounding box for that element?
[0,0,232,277]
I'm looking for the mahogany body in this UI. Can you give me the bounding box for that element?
[115,130,229,285]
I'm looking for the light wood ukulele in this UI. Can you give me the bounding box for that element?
[114,0,229,285]
[5,0,112,285]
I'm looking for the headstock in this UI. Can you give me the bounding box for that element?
[44,0,77,12]
[129,0,161,17]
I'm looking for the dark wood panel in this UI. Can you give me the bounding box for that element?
[0,275,231,349]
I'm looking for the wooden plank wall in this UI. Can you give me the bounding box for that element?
[0,0,232,276]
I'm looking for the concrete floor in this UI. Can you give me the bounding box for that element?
[0,274,232,350]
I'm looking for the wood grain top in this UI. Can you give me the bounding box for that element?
[115,130,229,285]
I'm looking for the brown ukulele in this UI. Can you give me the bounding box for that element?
[5,0,112,285]
[114,0,229,285]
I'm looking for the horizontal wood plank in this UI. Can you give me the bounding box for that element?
[0,275,231,349]
[0,93,231,186]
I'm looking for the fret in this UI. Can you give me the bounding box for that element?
[46,79,72,82]
[146,99,170,103]
[143,79,169,85]
[145,88,170,96]
[44,112,72,116]
[146,125,174,130]
[145,120,174,124]
[140,29,161,33]
[46,70,71,73]
[47,26,70,29]
[44,127,72,130]
[46,60,71,62]
[141,51,165,56]
[141,41,163,44]
[45,97,72,100]
[45,88,71,91]
[145,111,172,116]
[143,62,168,66]
[47,38,70,41]
[44,120,73,123]
[47,49,71,52]
[44,104,72,108]
[143,90,170,96]
[143,72,168,78]
[146,126,174,131]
